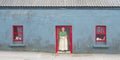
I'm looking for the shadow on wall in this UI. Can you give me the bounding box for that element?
[24,37,55,52]
[73,36,93,54]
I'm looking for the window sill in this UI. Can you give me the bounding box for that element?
[93,44,109,48]
[10,44,25,47]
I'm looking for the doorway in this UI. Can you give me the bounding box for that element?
[56,26,72,53]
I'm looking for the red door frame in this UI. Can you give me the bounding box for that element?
[56,26,72,53]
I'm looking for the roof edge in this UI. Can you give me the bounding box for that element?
[0,6,120,9]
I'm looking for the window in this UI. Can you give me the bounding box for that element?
[93,25,108,48]
[13,25,23,43]
[96,26,106,42]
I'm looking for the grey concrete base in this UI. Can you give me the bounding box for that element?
[0,51,120,60]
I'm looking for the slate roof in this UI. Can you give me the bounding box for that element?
[0,0,120,7]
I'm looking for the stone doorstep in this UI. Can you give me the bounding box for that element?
[58,51,70,54]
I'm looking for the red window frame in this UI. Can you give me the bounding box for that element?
[95,25,106,42]
[13,25,23,42]
[56,26,72,53]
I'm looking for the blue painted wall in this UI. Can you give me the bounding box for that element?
[0,9,120,53]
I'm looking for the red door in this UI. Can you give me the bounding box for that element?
[56,26,72,53]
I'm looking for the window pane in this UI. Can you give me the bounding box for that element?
[96,34,105,40]
[14,27,23,32]
[14,34,23,40]
[101,28,104,33]
[97,27,101,32]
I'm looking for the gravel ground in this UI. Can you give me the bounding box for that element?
[0,51,120,60]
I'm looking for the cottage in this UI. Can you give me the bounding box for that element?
[0,0,120,54]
